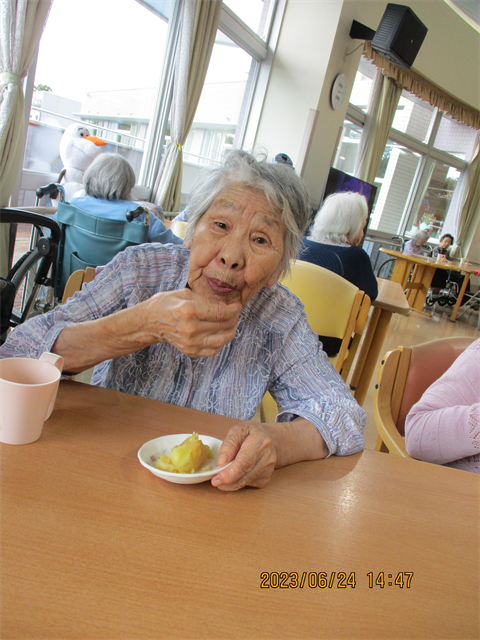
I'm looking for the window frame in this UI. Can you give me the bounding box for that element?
[12,0,283,206]
[343,96,470,238]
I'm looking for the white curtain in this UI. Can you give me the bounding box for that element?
[354,68,402,184]
[152,0,222,211]
[454,134,480,252]
[0,0,53,276]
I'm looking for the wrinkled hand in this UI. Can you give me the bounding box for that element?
[211,423,278,491]
[144,288,241,357]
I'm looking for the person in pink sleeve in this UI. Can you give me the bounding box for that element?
[405,339,480,473]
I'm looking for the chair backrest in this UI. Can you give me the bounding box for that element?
[61,267,96,304]
[374,336,476,456]
[282,260,357,338]
[259,260,371,423]
[171,220,187,239]
[54,201,149,299]
[396,336,476,434]
[281,260,371,374]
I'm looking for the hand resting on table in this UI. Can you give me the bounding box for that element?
[212,418,329,491]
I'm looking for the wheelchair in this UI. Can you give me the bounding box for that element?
[1,181,151,343]
[425,271,459,307]
[1,199,61,343]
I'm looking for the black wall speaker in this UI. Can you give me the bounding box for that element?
[371,4,428,69]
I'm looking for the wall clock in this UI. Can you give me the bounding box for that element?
[330,73,347,110]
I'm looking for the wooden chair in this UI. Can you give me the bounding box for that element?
[61,267,96,303]
[171,220,187,239]
[373,336,476,456]
[260,260,371,423]
[60,268,98,384]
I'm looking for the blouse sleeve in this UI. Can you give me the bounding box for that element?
[405,340,480,464]
[269,314,366,457]
[148,216,184,244]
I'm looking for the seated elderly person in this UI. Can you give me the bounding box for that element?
[66,153,183,246]
[299,191,377,357]
[299,192,378,302]
[405,339,479,474]
[0,151,365,491]
[403,230,430,256]
[430,233,455,291]
[433,233,454,259]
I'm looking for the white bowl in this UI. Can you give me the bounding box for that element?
[138,434,231,484]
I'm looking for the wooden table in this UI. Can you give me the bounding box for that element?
[379,248,477,321]
[350,277,410,406]
[2,382,478,640]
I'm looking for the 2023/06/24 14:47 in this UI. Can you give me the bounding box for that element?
[259,572,414,589]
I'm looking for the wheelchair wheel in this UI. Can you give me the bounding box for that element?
[8,248,45,326]
[425,294,435,307]
[377,258,396,279]
[437,298,448,307]
[447,297,457,307]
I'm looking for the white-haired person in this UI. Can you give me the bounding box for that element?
[403,229,430,256]
[66,153,183,246]
[299,191,377,356]
[1,151,365,492]
[299,191,378,302]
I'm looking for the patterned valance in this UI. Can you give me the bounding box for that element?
[363,42,480,130]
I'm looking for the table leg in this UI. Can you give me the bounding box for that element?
[450,272,471,322]
[390,258,410,289]
[406,264,419,305]
[349,307,379,390]
[411,264,435,313]
[353,308,393,407]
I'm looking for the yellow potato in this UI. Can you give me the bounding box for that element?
[156,433,213,474]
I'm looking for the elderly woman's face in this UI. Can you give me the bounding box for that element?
[185,185,285,306]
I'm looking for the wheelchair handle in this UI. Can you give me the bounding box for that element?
[0,208,61,246]
[36,183,66,202]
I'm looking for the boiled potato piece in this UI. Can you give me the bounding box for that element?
[156,433,213,474]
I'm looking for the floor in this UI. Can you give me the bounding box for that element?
[360,301,479,450]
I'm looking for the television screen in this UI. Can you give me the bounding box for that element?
[321,167,378,215]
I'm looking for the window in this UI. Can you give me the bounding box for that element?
[433,113,478,160]
[336,56,477,240]
[369,142,422,234]
[183,31,257,168]
[222,0,275,40]
[15,0,282,210]
[333,121,363,175]
[177,0,282,206]
[349,58,375,112]
[19,0,171,206]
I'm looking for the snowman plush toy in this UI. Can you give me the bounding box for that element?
[57,123,107,201]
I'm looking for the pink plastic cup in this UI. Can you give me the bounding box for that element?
[0,353,64,445]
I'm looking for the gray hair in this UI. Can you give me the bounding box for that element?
[310,191,368,245]
[83,153,135,201]
[411,229,430,245]
[184,150,311,276]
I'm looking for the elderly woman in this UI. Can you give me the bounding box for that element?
[299,191,377,357]
[431,233,455,291]
[67,153,183,246]
[0,151,365,491]
[403,230,430,256]
[299,191,378,302]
